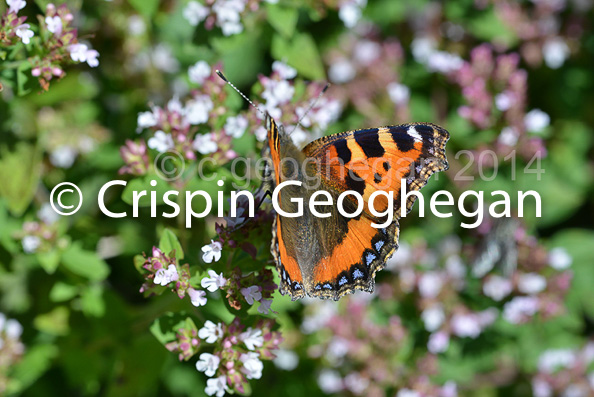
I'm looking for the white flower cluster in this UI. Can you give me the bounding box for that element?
[411,36,463,74]
[183,0,247,36]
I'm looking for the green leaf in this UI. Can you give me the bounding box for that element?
[37,249,61,274]
[468,8,518,47]
[7,344,59,395]
[150,313,195,345]
[0,143,42,216]
[266,4,298,38]
[61,243,110,281]
[159,228,184,260]
[550,229,594,318]
[34,306,70,336]
[271,33,325,80]
[16,60,31,96]
[128,0,159,18]
[79,284,106,317]
[49,281,79,302]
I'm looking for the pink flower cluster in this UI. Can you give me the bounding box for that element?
[1,1,99,90]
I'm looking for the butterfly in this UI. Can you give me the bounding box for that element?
[216,71,450,300]
[257,116,450,301]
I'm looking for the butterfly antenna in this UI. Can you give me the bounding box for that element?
[289,83,330,134]
[216,70,266,118]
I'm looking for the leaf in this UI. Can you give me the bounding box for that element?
[16,60,32,96]
[79,284,106,317]
[49,281,79,302]
[266,4,298,38]
[37,249,61,274]
[62,243,110,281]
[468,8,518,47]
[550,229,594,318]
[6,344,59,395]
[33,306,70,336]
[271,33,325,80]
[150,313,194,345]
[159,228,184,260]
[127,0,159,18]
[0,143,42,216]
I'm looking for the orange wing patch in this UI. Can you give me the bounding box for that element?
[271,215,305,300]
[310,216,400,300]
[303,123,448,218]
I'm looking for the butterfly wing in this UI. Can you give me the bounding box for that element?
[297,123,449,299]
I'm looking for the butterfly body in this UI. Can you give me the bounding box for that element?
[260,115,450,300]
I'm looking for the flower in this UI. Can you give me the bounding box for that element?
[69,43,89,62]
[240,352,263,379]
[421,305,445,332]
[427,51,464,74]
[201,240,223,263]
[212,0,245,36]
[494,92,513,111]
[317,369,343,393]
[451,313,482,338]
[262,79,294,107]
[524,109,550,133]
[483,275,513,301]
[498,126,519,146]
[258,299,272,315]
[86,49,99,67]
[328,58,356,83]
[189,61,211,85]
[532,378,553,397]
[16,24,34,44]
[240,327,264,350]
[548,247,572,270]
[204,375,228,397]
[387,82,410,105]
[273,349,299,370]
[147,130,174,153]
[503,296,539,324]
[241,286,262,305]
[542,38,570,69]
[338,1,364,28]
[198,320,224,343]
[188,288,207,307]
[38,203,59,225]
[428,331,450,353]
[153,264,179,286]
[22,235,41,253]
[193,133,218,155]
[397,389,421,397]
[7,0,26,14]
[538,349,576,372]
[196,353,220,377]
[186,95,214,125]
[183,1,209,26]
[418,272,443,298]
[517,273,547,295]
[272,61,297,79]
[224,115,248,138]
[50,145,77,168]
[45,15,62,35]
[201,270,227,292]
[5,319,23,339]
[137,110,159,130]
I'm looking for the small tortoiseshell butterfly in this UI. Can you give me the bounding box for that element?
[218,71,450,301]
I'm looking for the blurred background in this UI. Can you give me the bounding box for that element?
[1,0,593,396]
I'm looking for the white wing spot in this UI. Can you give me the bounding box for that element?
[407,126,423,143]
